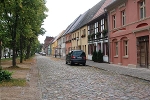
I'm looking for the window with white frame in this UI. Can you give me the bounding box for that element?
[124,40,128,56]
[104,43,108,56]
[100,19,105,32]
[73,34,74,39]
[88,26,90,35]
[139,0,146,19]
[112,15,116,29]
[115,42,118,56]
[96,22,98,33]
[63,37,65,43]
[121,10,126,26]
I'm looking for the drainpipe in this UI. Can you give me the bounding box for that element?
[107,11,111,64]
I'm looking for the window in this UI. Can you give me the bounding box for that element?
[63,37,65,43]
[112,15,116,28]
[121,10,126,26]
[82,29,86,36]
[100,19,105,32]
[88,26,90,35]
[139,0,146,19]
[69,35,71,40]
[115,42,118,56]
[103,43,108,56]
[124,40,128,56]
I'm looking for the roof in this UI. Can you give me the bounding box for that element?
[68,10,89,33]
[52,30,65,43]
[105,0,126,11]
[90,0,114,21]
[72,0,106,32]
[44,36,53,42]
[43,36,54,48]
[62,15,81,36]
[52,36,57,43]
[57,30,65,39]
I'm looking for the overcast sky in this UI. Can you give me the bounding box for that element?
[38,0,101,43]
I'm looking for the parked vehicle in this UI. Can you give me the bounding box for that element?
[3,54,8,58]
[66,50,86,66]
[42,52,46,56]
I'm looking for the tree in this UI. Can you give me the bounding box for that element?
[0,0,48,67]
[92,50,97,62]
[97,50,103,63]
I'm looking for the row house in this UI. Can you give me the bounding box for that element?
[43,36,54,55]
[47,39,54,55]
[57,30,65,57]
[51,31,64,57]
[49,0,112,61]
[63,15,82,54]
[106,0,150,68]
[87,0,113,62]
[71,0,106,58]
[61,23,74,58]
[51,36,57,56]
[68,11,89,54]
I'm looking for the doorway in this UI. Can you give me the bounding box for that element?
[137,36,149,68]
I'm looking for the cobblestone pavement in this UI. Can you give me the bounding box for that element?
[37,55,150,100]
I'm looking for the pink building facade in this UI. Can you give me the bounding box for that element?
[106,0,150,68]
[65,33,72,54]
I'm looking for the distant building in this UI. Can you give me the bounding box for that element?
[43,36,54,55]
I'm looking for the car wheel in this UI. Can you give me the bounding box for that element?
[70,61,73,66]
[66,61,68,64]
[83,63,86,66]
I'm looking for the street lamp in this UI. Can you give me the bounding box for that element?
[76,37,79,50]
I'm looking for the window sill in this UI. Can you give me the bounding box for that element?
[114,55,118,58]
[123,55,128,58]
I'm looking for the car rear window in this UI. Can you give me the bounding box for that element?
[72,51,85,56]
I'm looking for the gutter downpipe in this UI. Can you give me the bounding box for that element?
[106,10,111,64]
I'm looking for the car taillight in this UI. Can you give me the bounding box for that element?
[71,56,76,59]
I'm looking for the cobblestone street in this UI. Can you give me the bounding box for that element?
[37,55,150,100]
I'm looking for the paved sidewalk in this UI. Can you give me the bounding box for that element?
[86,60,150,81]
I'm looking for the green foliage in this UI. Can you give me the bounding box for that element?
[88,35,91,40]
[92,50,97,62]
[92,50,103,63]
[0,79,26,87]
[102,29,108,37]
[0,0,48,66]
[91,33,95,39]
[0,70,12,82]
[96,32,100,37]
[97,50,103,63]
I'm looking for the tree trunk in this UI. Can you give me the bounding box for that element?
[12,1,19,67]
[0,40,2,68]
[26,44,31,59]
[20,34,23,63]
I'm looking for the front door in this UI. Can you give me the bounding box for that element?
[137,36,149,68]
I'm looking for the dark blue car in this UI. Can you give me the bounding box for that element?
[66,50,86,66]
